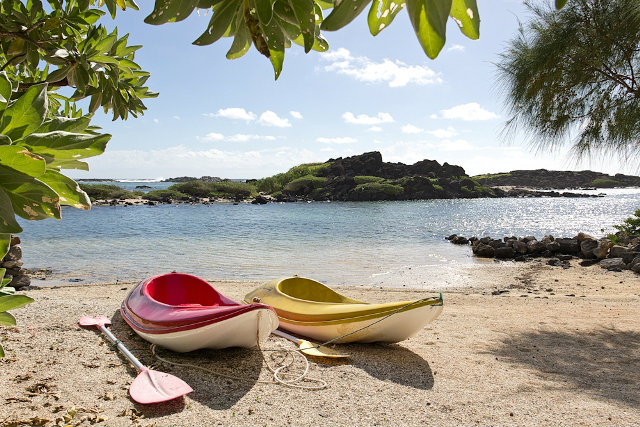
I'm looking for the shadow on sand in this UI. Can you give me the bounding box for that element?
[488,327,640,408]
[107,310,262,415]
[346,343,434,390]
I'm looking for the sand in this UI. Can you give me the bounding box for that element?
[1,260,639,427]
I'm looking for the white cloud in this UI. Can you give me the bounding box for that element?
[228,134,277,142]
[258,110,292,127]
[317,136,357,144]
[447,44,465,52]
[211,107,256,121]
[368,126,383,132]
[429,114,438,119]
[172,115,181,120]
[199,132,224,142]
[401,124,423,134]
[153,119,159,124]
[435,139,475,151]
[426,127,459,139]
[321,48,442,87]
[440,103,499,121]
[343,112,394,125]
[290,111,303,119]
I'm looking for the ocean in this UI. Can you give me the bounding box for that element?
[17,185,640,289]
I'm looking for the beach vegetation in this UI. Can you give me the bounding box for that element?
[79,184,142,201]
[592,178,619,188]
[473,173,512,181]
[354,182,404,197]
[611,209,640,241]
[354,176,385,185]
[209,181,255,200]
[256,163,330,193]
[145,189,190,203]
[497,0,640,160]
[169,181,212,198]
[283,175,327,195]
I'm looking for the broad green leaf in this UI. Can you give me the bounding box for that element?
[315,0,334,9]
[193,0,241,46]
[0,311,16,326]
[292,33,329,52]
[288,0,315,52]
[276,14,302,40]
[0,73,11,111]
[321,0,371,31]
[0,189,22,234]
[450,0,479,39]
[0,343,4,357]
[47,158,90,171]
[406,0,451,59]
[263,20,285,79]
[45,66,71,84]
[145,0,200,24]
[88,55,120,65]
[227,21,252,59]
[0,146,47,178]
[18,131,110,161]
[0,268,4,283]
[39,170,91,209]
[368,0,405,36]
[91,33,117,56]
[555,0,567,9]
[35,116,91,134]
[0,295,34,312]
[0,234,10,260]
[0,83,48,142]
[0,165,61,220]
[256,0,274,25]
[0,135,11,145]
[274,0,297,25]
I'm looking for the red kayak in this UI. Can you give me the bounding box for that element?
[121,273,278,352]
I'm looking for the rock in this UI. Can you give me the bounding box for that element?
[495,246,515,259]
[547,259,563,266]
[621,251,640,264]
[527,240,546,255]
[609,245,630,259]
[580,239,598,259]
[479,237,492,245]
[10,235,20,246]
[473,243,495,258]
[521,236,537,243]
[593,239,613,259]
[513,241,528,254]
[556,238,580,255]
[452,236,469,245]
[576,232,594,242]
[599,258,626,270]
[251,195,269,205]
[630,256,640,269]
[546,241,561,253]
[514,255,527,262]
[540,235,554,244]
[446,234,457,241]
[558,254,574,261]
[9,274,30,290]
[3,245,22,261]
[488,239,506,249]
[1,260,23,268]
[579,259,600,267]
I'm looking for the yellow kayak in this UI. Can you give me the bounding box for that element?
[244,277,443,344]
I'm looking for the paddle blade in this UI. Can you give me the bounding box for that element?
[298,340,350,359]
[78,315,111,328]
[130,367,192,404]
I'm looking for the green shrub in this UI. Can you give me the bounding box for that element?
[354,175,385,185]
[354,182,404,196]
[255,162,331,193]
[169,181,213,197]
[592,178,619,188]
[433,184,444,191]
[146,189,190,202]
[209,181,255,199]
[283,175,327,194]
[79,184,141,201]
[611,209,640,238]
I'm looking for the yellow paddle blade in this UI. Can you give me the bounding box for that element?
[297,340,349,359]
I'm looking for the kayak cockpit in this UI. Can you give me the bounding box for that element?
[144,273,236,307]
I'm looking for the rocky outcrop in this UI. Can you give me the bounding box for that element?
[447,233,640,274]
[1,236,30,290]
[474,169,640,189]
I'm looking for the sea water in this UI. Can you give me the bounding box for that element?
[17,187,640,289]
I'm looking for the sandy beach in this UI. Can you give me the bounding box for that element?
[1,260,639,427]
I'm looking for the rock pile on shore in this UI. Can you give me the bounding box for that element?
[1,235,31,289]
[447,232,640,273]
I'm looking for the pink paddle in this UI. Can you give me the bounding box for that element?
[78,316,192,404]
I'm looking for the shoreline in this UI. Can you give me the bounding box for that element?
[2,261,639,426]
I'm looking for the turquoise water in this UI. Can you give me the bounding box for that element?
[18,188,640,288]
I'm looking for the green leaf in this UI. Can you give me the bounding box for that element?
[555,0,568,9]
[0,83,48,142]
[39,170,91,209]
[45,66,71,84]
[0,234,10,260]
[145,0,201,24]
[35,116,92,134]
[0,165,61,221]
[0,311,16,326]
[256,0,274,25]
[0,268,5,283]
[193,0,241,46]
[450,0,479,39]
[405,0,451,59]
[47,158,90,171]
[0,294,34,312]
[226,21,252,59]
[288,0,315,53]
[0,189,23,234]
[0,343,4,357]
[0,146,47,178]
[368,0,405,36]
[0,73,11,112]
[321,0,371,31]
[18,131,111,161]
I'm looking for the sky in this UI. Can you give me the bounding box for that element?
[73,0,630,180]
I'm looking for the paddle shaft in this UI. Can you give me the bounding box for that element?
[99,324,144,371]
[272,329,302,345]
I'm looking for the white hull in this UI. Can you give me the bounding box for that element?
[133,308,279,352]
[280,304,443,344]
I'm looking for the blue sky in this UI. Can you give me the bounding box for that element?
[75,0,627,180]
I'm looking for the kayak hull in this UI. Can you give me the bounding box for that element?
[244,277,443,344]
[122,273,278,352]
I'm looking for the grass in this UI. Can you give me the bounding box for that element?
[354,175,385,185]
[283,175,327,194]
[79,184,142,201]
[592,178,619,188]
[145,189,190,202]
[354,182,404,196]
[255,162,331,193]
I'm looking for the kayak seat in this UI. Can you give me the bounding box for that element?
[146,273,222,306]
